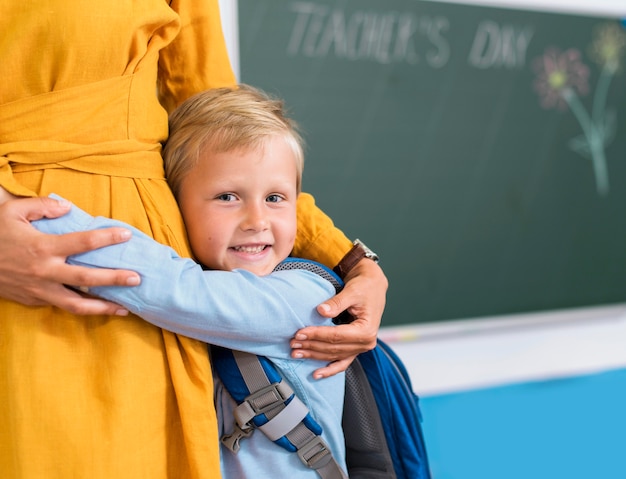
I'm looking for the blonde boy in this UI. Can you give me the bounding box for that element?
[33,85,348,479]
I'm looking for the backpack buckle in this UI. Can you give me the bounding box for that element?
[231,381,294,434]
[247,381,292,414]
[221,422,254,454]
[297,436,333,470]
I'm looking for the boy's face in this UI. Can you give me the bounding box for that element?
[177,134,298,276]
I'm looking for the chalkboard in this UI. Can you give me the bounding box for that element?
[238,0,626,325]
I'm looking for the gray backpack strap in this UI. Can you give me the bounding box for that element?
[220,349,348,479]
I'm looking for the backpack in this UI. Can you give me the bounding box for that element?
[211,258,431,479]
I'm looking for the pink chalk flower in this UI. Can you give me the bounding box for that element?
[532,48,590,110]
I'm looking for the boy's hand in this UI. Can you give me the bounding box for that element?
[0,196,140,315]
[290,259,387,378]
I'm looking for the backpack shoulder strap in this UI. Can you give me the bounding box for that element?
[212,258,348,479]
[273,258,352,324]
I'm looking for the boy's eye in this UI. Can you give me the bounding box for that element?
[266,194,283,203]
[217,193,237,202]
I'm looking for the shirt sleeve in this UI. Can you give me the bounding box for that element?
[32,196,336,359]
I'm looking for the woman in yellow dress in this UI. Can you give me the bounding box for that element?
[0,1,387,478]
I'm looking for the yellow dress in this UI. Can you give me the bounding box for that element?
[0,1,351,478]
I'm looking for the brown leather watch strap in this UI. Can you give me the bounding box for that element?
[333,242,367,279]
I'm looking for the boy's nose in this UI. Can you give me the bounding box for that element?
[241,204,269,231]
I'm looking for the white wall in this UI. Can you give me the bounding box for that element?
[382,303,626,396]
[435,0,626,16]
[218,0,240,80]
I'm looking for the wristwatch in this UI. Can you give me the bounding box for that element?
[333,239,380,279]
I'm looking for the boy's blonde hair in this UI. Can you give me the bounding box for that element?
[163,84,305,198]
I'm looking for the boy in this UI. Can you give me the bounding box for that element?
[34,85,348,478]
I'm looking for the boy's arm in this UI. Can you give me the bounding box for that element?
[32,196,335,358]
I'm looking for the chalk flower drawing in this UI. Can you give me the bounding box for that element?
[533,48,589,110]
[588,22,626,73]
[532,22,626,196]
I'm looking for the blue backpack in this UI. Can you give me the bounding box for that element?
[211,258,431,479]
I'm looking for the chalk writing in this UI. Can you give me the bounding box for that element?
[287,1,450,67]
[468,21,534,69]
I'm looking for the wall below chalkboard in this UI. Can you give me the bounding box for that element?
[239,0,626,325]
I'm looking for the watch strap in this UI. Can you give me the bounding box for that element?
[333,242,368,279]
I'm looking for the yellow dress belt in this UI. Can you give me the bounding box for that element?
[0,70,168,196]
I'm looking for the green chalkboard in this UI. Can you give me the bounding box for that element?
[238,0,626,325]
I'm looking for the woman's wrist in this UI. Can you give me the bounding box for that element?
[333,239,380,280]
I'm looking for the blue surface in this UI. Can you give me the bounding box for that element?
[420,368,626,479]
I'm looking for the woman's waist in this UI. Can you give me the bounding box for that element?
[4,139,165,179]
[0,71,168,146]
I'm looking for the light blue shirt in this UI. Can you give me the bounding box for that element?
[32,197,347,479]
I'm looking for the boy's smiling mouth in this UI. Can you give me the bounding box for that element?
[232,245,269,254]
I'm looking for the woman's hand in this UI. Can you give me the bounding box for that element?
[290,258,388,378]
[0,195,141,315]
